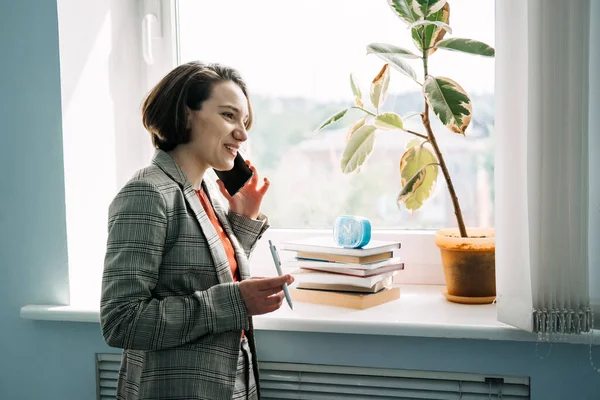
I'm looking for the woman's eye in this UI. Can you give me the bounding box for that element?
[222,113,234,120]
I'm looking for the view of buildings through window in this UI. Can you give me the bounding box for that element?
[178,0,495,229]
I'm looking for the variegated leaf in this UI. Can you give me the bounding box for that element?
[435,38,495,57]
[400,143,438,188]
[398,168,425,200]
[398,144,439,210]
[350,73,363,107]
[397,167,426,210]
[367,45,418,83]
[346,117,367,142]
[370,64,391,110]
[412,0,447,18]
[408,20,452,35]
[341,124,377,174]
[387,0,420,24]
[411,2,450,55]
[315,108,349,132]
[366,43,420,59]
[405,137,424,149]
[423,76,472,134]
[374,112,404,130]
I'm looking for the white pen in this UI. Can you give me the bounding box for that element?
[268,240,293,310]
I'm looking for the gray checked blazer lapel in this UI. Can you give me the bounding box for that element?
[151,150,250,283]
[203,181,252,281]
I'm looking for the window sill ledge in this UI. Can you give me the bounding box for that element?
[20,285,600,345]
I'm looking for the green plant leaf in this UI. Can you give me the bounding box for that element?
[366,43,421,59]
[435,38,495,57]
[374,112,404,130]
[398,144,439,210]
[315,108,349,132]
[367,48,418,83]
[423,76,472,134]
[400,144,438,186]
[397,167,428,211]
[405,137,424,149]
[346,116,367,142]
[370,64,391,110]
[408,20,452,34]
[412,0,448,18]
[411,2,450,55]
[387,0,420,24]
[341,124,377,174]
[350,73,363,107]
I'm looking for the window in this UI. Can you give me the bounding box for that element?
[60,0,495,306]
[177,0,495,230]
[58,0,178,307]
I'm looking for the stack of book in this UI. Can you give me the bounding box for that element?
[280,237,404,309]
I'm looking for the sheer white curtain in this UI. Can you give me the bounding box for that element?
[495,0,597,334]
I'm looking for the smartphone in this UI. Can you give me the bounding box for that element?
[214,152,253,196]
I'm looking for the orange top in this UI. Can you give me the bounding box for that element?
[195,189,244,338]
[195,189,240,282]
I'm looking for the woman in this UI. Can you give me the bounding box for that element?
[100,61,294,400]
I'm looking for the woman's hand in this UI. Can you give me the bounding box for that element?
[216,160,269,219]
[238,275,294,316]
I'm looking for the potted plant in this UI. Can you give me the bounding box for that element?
[314,0,496,303]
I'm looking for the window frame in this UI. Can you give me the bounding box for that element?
[61,0,489,306]
[139,0,180,163]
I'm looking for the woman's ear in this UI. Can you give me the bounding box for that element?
[185,107,193,131]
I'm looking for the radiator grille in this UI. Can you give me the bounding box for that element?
[96,353,121,400]
[96,354,530,399]
[259,362,529,399]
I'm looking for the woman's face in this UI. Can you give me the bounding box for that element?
[186,80,249,172]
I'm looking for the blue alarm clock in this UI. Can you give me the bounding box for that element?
[333,215,372,248]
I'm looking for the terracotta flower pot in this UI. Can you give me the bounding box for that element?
[434,227,496,303]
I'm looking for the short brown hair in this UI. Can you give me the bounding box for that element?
[142,61,253,152]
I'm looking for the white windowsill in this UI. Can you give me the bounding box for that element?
[20,285,600,345]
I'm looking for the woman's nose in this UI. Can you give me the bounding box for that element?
[233,125,248,142]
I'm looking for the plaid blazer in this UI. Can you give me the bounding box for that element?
[100,150,269,400]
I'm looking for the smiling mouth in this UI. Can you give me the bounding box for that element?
[224,144,238,156]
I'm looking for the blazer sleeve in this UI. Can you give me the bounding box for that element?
[100,179,249,351]
[227,211,269,257]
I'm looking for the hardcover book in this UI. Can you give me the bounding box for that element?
[281,237,401,257]
[289,286,401,310]
[285,258,404,277]
[294,251,393,265]
[296,276,394,293]
[291,268,397,288]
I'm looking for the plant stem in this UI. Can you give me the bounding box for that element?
[403,129,428,140]
[421,50,468,238]
[351,106,376,117]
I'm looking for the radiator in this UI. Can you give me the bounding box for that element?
[96,354,120,400]
[96,354,530,399]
